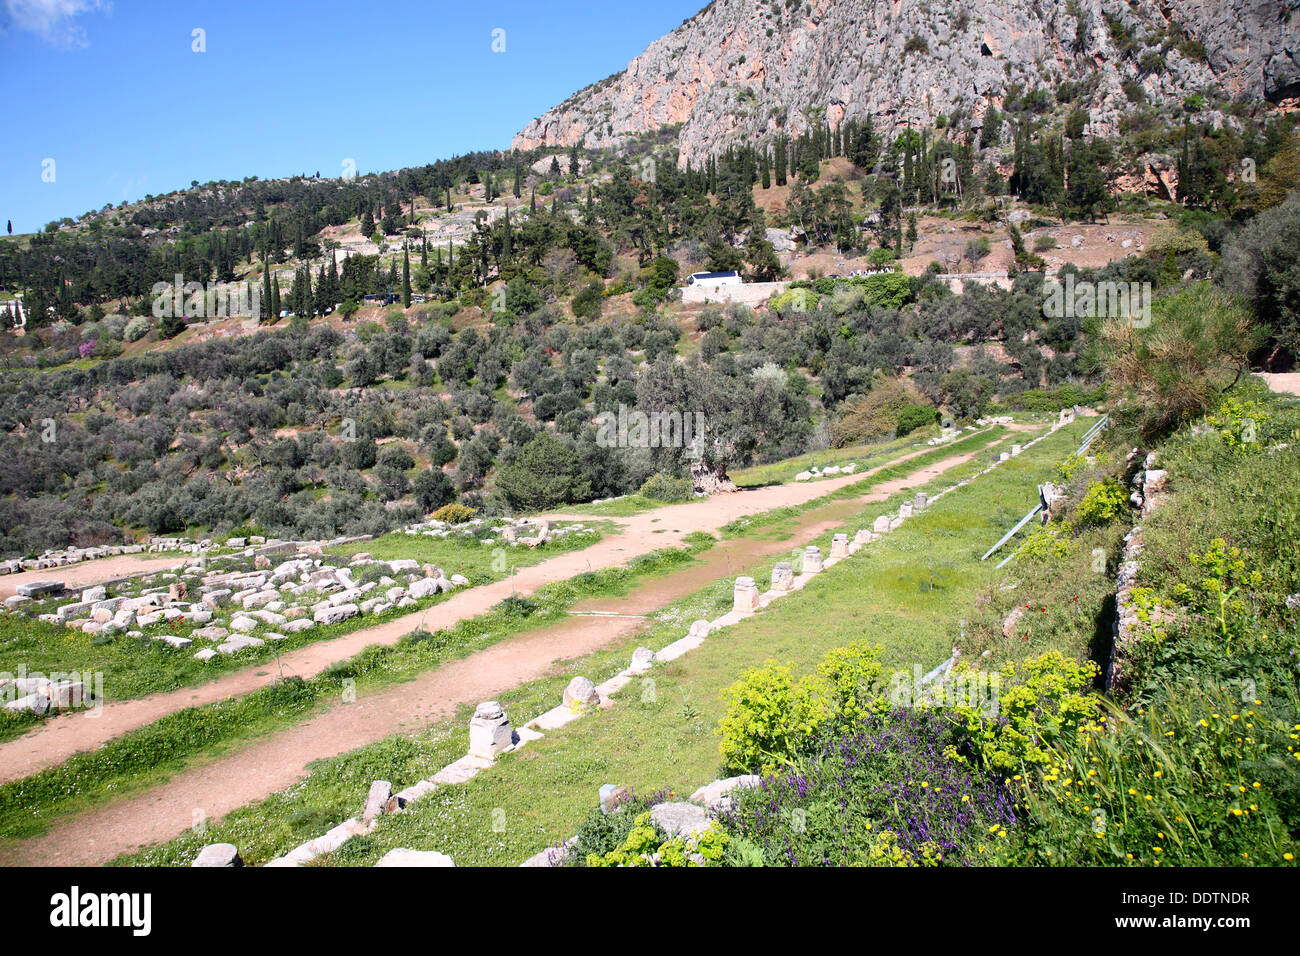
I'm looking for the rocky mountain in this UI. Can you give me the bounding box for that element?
[514,0,1300,164]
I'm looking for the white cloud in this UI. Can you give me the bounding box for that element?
[2,0,110,47]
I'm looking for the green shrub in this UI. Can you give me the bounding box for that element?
[768,287,819,314]
[718,662,829,774]
[947,650,1100,772]
[430,503,476,524]
[896,403,939,438]
[833,376,929,447]
[718,643,884,773]
[1075,478,1127,526]
[637,473,693,502]
[584,811,728,867]
[1019,525,1072,561]
[123,317,150,341]
[1053,452,1086,483]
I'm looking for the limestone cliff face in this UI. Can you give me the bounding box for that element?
[513,0,1300,164]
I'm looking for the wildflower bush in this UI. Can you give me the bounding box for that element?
[997,688,1300,866]
[1074,477,1128,526]
[720,709,1018,866]
[717,642,885,774]
[564,790,728,868]
[1204,395,1272,448]
[1019,525,1072,562]
[947,651,1100,772]
[584,812,729,867]
[1053,452,1087,483]
[430,503,477,524]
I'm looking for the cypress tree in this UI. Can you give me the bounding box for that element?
[402,244,411,307]
[513,165,522,198]
[316,264,329,315]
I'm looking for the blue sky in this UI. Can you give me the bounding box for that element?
[0,0,705,233]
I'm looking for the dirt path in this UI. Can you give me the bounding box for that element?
[0,554,188,601]
[0,435,1007,785]
[1259,372,1300,398]
[0,440,1005,866]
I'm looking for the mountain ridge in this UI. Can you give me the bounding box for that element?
[514,0,1300,164]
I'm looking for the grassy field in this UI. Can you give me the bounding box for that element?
[542,496,674,518]
[729,430,932,487]
[325,521,614,568]
[111,419,1091,866]
[720,424,1017,540]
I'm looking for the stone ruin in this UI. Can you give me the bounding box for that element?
[732,576,760,614]
[829,533,849,559]
[468,701,516,760]
[562,676,601,709]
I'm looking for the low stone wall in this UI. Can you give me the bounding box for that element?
[681,281,788,306]
[1105,452,1170,691]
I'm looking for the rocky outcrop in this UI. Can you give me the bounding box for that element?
[514,0,1299,165]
